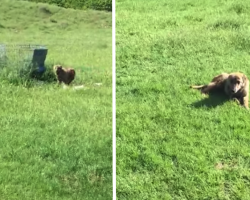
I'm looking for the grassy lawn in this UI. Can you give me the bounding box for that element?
[116,0,250,199]
[0,0,112,199]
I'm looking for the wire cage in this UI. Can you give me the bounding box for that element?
[0,44,48,78]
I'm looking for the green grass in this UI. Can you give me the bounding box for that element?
[0,0,112,199]
[116,0,250,199]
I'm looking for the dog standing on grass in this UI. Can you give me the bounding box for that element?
[191,72,249,109]
[53,65,75,85]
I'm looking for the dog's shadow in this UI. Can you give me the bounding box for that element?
[191,91,229,109]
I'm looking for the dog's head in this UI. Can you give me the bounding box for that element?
[54,65,63,74]
[228,73,246,94]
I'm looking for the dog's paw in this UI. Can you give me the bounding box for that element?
[200,88,208,94]
[201,93,208,97]
[232,98,240,104]
[201,89,208,95]
[244,105,249,110]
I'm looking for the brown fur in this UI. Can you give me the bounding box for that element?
[190,72,249,109]
[53,65,75,85]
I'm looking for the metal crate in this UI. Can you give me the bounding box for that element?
[0,44,48,76]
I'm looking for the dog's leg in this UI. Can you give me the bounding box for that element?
[232,97,240,105]
[190,85,206,89]
[243,80,249,109]
[201,82,217,94]
[237,95,249,109]
[242,95,249,109]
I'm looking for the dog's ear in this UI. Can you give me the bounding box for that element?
[242,74,247,85]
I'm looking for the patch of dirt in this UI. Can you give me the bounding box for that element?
[88,171,104,185]
[215,160,238,170]
[39,6,52,15]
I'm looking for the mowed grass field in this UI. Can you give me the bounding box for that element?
[116,0,250,199]
[0,0,112,199]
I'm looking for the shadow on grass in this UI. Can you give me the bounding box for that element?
[33,66,57,83]
[191,91,229,109]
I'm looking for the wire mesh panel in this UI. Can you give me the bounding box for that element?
[0,44,7,67]
[0,44,48,78]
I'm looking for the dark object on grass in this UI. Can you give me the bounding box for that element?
[30,47,48,77]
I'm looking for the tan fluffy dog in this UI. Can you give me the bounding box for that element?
[53,65,75,85]
[191,72,249,109]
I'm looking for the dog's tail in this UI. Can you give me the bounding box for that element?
[190,85,205,89]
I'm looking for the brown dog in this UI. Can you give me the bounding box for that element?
[53,65,75,85]
[191,72,249,109]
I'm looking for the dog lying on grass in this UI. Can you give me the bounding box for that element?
[53,65,75,85]
[191,72,249,109]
